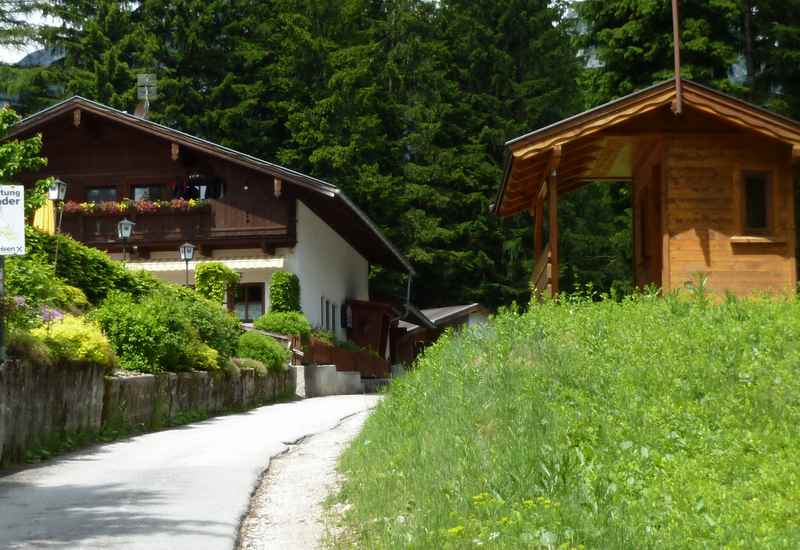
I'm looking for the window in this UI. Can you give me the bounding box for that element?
[233,284,264,323]
[743,171,770,233]
[86,187,117,203]
[133,184,167,202]
[325,299,331,330]
[176,174,225,200]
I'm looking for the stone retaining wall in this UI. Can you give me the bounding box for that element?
[0,360,294,467]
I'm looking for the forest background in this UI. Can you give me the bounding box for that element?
[1,0,799,308]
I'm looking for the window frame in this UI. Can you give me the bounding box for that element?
[741,170,772,234]
[736,167,776,237]
[86,186,118,203]
[230,282,265,323]
[131,183,169,202]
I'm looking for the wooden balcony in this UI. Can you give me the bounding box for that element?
[60,208,212,248]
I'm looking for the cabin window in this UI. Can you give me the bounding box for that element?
[133,184,168,202]
[86,187,117,203]
[742,171,771,233]
[233,283,264,323]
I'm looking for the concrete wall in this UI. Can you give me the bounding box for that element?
[0,361,293,467]
[282,200,369,341]
[300,365,363,398]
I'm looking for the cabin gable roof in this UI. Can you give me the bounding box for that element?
[496,80,800,218]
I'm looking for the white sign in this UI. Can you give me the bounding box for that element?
[0,185,25,256]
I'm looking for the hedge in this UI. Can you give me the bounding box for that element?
[269,271,300,312]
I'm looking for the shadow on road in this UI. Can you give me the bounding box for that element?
[0,480,230,548]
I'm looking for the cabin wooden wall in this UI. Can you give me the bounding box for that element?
[663,134,796,295]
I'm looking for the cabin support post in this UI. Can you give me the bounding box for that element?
[534,195,543,259]
[548,169,559,296]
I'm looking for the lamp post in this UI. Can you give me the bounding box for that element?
[49,179,67,273]
[179,242,195,286]
[117,218,135,263]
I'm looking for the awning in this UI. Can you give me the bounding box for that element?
[126,257,284,272]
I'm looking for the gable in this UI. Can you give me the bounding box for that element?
[496,80,800,218]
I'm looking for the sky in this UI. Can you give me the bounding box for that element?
[0,12,53,65]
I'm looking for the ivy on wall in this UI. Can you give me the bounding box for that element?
[195,263,240,304]
[269,272,300,313]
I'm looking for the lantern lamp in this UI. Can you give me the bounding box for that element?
[48,179,67,201]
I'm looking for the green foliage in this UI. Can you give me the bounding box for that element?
[31,315,116,370]
[6,329,53,367]
[337,295,800,547]
[0,106,52,216]
[190,343,220,371]
[25,228,159,304]
[165,285,242,359]
[232,357,268,378]
[195,262,239,304]
[268,272,301,313]
[90,288,235,373]
[5,254,90,314]
[254,311,311,339]
[236,331,291,373]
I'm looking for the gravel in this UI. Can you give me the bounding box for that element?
[237,401,379,550]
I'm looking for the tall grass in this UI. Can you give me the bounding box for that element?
[334,295,800,548]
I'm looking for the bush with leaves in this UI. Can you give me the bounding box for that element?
[195,262,240,304]
[254,311,311,339]
[269,271,300,312]
[25,228,159,304]
[165,285,242,359]
[237,331,290,373]
[233,357,268,377]
[90,286,240,373]
[31,315,117,370]
[7,329,53,367]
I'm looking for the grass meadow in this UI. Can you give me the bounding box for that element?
[332,293,800,548]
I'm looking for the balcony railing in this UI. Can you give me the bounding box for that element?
[61,202,212,245]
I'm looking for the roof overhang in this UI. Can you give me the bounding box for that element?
[495,79,800,218]
[5,96,415,274]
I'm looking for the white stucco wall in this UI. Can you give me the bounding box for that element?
[282,200,369,340]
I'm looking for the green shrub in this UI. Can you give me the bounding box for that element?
[166,286,241,359]
[195,262,240,304]
[25,227,158,304]
[269,271,300,312]
[233,357,268,377]
[54,284,90,313]
[90,285,240,373]
[90,291,198,373]
[337,296,800,548]
[190,343,220,371]
[222,358,241,379]
[311,329,335,345]
[254,311,311,339]
[7,329,53,367]
[31,315,116,370]
[237,331,290,373]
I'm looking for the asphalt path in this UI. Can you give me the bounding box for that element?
[0,395,380,550]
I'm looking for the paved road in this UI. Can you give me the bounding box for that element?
[0,395,380,550]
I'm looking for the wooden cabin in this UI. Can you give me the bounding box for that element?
[494,80,800,296]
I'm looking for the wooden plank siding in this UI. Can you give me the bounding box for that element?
[663,134,796,294]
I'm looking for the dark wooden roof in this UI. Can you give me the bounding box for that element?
[5,96,414,274]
